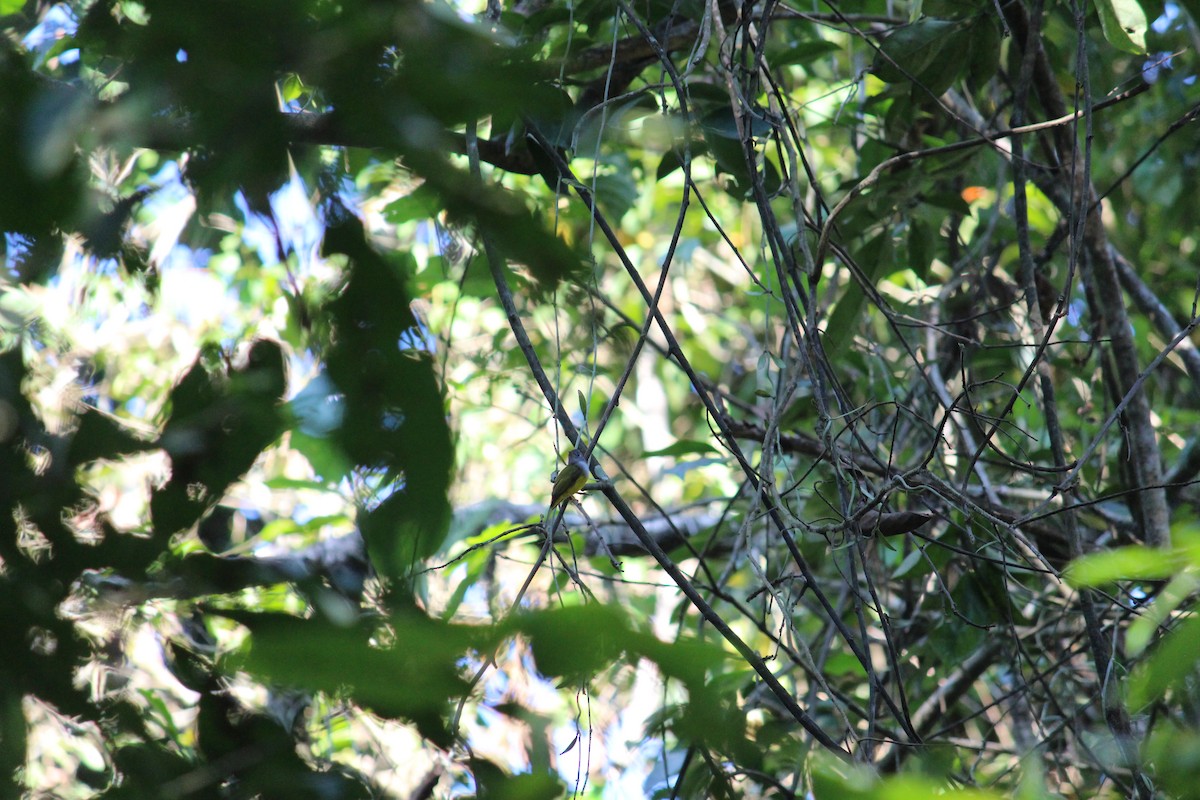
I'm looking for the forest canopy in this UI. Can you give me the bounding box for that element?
[2,0,1200,797]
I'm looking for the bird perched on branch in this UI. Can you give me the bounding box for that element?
[550,449,591,510]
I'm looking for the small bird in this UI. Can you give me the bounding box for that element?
[854,509,933,537]
[549,449,591,509]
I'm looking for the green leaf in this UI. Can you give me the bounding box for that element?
[822,231,890,361]
[483,772,565,800]
[263,476,337,492]
[1126,572,1200,656]
[811,751,1010,799]
[634,632,727,688]
[111,743,195,792]
[507,604,629,684]
[966,17,1002,86]
[576,389,588,421]
[701,125,780,198]
[461,198,579,289]
[67,407,151,466]
[278,73,305,104]
[228,610,495,747]
[1144,724,1200,799]
[593,168,639,224]
[1129,614,1200,707]
[1064,545,1185,587]
[440,545,492,620]
[700,106,773,140]
[151,340,286,536]
[871,18,963,84]
[1094,0,1148,53]
[289,429,354,484]
[824,651,868,677]
[656,147,685,180]
[573,93,658,155]
[643,440,721,457]
[471,759,565,800]
[505,604,725,689]
[922,0,989,17]
[322,208,454,579]
[771,39,840,66]
[892,547,925,579]
[906,217,933,281]
[382,184,442,224]
[0,51,87,253]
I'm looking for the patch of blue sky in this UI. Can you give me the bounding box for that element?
[414,219,443,252]
[233,192,285,266]
[459,579,492,619]
[134,161,198,269]
[124,395,148,419]
[356,470,407,513]
[518,649,562,710]
[39,246,115,337]
[637,745,690,799]
[1067,298,1084,328]
[1147,3,1199,84]
[22,4,78,68]
[146,161,191,204]
[398,320,437,353]
[272,171,324,271]
[289,370,345,436]
[231,170,323,275]
[3,233,32,278]
[609,730,665,799]
[1152,1,1179,33]
[482,661,510,705]
[89,257,122,278]
[154,246,258,339]
[1143,52,1175,83]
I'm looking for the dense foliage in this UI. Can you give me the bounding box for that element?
[2,0,1200,796]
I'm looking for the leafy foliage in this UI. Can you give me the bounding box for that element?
[2,0,1200,796]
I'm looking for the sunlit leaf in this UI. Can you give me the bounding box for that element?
[1094,0,1148,53]
[1064,545,1185,587]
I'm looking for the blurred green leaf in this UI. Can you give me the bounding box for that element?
[1127,572,1200,656]
[151,339,286,536]
[1144,723,1200,799]
[322,207,453,579]
[811,751,1010,799]
[1064,545,1186,587]
[507,603,629,684]
[67,407,151,466]
[471,759,565,800]
[382,184,442,225]
[771,39,840,66]
[228,609,494,747]
[643,440,721,457]
[484,772,565,800]
[1129,614,1200,707]
[823,231,890,361]
[871,18,967,89]
[593,166,639,224]
[1094,0,1148,53]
